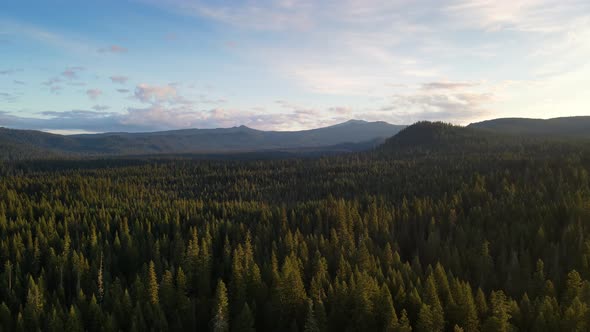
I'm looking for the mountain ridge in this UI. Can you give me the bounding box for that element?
[0,120,405,160]
[468,116,590,138]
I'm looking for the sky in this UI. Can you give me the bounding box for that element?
[1,0,589,133]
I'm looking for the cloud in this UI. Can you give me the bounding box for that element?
[371,91,496,124]
[0,19,94,53]
[134,83,190,104]
[116,89,130,93]
[0,110,136,133]
[61,66,85,79]
[0,92,18,103]
[446,0,590,33]
[0,101,356,132]
[147,0,315,31]
[198,95,227,104]
[42,77,62,86]
[42,77,63,94]
[86,89,102,100]
[421,81,479,90]
[98,45,128,53]
[40,110,112,119]
[67,82,86,87]
[92,105,110,111]
[110,75,129,84]
[1,69,21,75]
[13,80,25,85]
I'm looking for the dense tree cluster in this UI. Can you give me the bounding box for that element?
[1,124,590,331]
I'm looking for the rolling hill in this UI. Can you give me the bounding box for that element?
[0,120,405,160]
[378,121,498,154]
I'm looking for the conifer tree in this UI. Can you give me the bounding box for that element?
[148,261,159,305]
[65,305,84,332]
[397,309,413,332]
[212,279,229,332]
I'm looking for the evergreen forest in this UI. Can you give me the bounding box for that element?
[1,122,590,331]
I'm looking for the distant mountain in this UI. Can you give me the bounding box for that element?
[468,116,590,139]
[0,120,405,160]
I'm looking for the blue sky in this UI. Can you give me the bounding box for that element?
[1,0,589,133]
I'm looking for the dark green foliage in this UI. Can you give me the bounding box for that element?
[0,121,589,330]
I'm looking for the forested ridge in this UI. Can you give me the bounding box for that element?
[0,120,402,159]
[1,122,590,331]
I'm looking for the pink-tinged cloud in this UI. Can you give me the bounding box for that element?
[110,75,129,84]
[134,83,183,104]
[98,45,128,53]
[61,66,85,79]
[86,89,102,100]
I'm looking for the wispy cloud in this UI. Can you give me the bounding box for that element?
[1,102,361,132]
[147,0,315,31]
[92,105,110,111]
[134,83,190,105]
[110,75,129,84]
[0,68,22,75]
[62,66,85,79]
[0,19,94,53]
[421,81,479,90]
[0,92,18,103]
[86,89,102,100]
[446,0,590,32]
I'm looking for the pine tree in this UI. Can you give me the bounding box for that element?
[483,291,510,332]
[98,254,104,303]
[65,305,84,332]
[376,284,399,331]
[562,297,588,331]
[417,304,434,332]
[424,275,444,331]
[397,309,413,332]
[159,270,175,314]
[212,279,229,332]
[148,261,159,305]
[474,288,488,319]
[277,255,308,327]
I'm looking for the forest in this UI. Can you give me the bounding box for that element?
[1,122,590,331]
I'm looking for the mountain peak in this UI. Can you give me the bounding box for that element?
[329,119,373,128]
[343,119,368,124]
